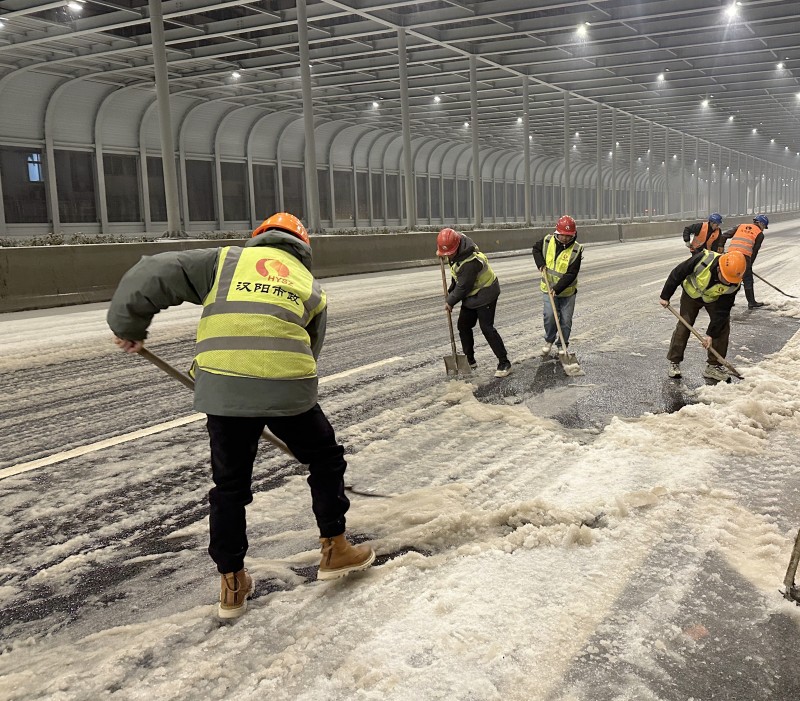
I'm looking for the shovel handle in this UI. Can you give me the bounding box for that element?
[136,347,294,457]
[440,258,459,358]
[664,303,743,379]
[752,271,798,299]
[783,528,800,600]
[542,271,570,352]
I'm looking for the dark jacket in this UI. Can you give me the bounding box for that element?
[682,221,724,252]
[660,251,738,338]
[107,231,326,417]
[721,225,764,268]
[446,235,501,309]
[532,234,583,295]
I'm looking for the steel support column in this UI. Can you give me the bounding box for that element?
[611,109,617,221]
[469,55,482,227]
[628,117,634,220]
[595,104,602,221]
[680,132,686,216]
[523,77,531,225]
[149,0,182,236]
[297,0,321,232]
[563,92,571,214]
[398,28,416,230]
[647,122,653,221]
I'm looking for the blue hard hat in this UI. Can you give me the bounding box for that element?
[708,213,723,225]
[753,214,769,229]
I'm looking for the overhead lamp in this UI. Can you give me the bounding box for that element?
[464,121,469,128]
[372,101,379,108]
[725,3,738,19]
[728,115,734,121]
[615,141,620,146]
[657,73,665,82]
[574,131,580,137]
[0,18,5,28]
[433,95,441,103]
[771,138,775,143]
[752,128,757,133]
[576,23,588,37]
[572,145,577,150]
[67,1,84,10]
[231,71,241,79]
[673,154,677,159]
[517,117,522,124]
[701,99,709,108]
[529,135,533,141]
[777,62,785,70]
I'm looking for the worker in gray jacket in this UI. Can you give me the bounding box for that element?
[107,212,374,620]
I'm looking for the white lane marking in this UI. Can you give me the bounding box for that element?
[320,356,403,384]
[0,414,206,480]
[639,279,664,288]
[0,356,405,481]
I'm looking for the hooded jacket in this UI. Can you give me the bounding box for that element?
[107,230,326,417]
[445,235,501,309]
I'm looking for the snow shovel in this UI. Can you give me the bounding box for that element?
[439,257,472,378]
[135,347,390,498]
[753,271,797,299]
[781,527,800,605]
[663,303,743,380]
[542,272,583,376]
[137,347,292,456]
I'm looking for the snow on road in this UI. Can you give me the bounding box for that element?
[1,229,800,700]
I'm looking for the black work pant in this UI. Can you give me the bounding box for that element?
[742,264,757,304]
[667,291,730,365]
[206,404,350,574]
[457,299,508,362]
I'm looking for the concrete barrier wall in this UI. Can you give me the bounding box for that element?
[0,215,796,313]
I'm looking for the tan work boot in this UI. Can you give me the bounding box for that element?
[318,534,376,581]
[218,568,253,620]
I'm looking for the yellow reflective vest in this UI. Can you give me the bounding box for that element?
[450,250,497,298]
[539,235,583,297]
[682,250,740,303]
[192,246,326,380]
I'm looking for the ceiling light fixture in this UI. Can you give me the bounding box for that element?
[67,1,84,10]
[372,101,379,108]
[725,4,738,19]
[728,115,734,121]
[231,71,241,79]
[464,121,469,128]
[517,117,522,124]
[657,73,665,81]
[576,23,588,37]
[433,95,441,103]
[701,99,709,108]
[777,62,785,70]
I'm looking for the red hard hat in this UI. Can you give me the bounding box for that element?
[436,228,462,257]
[555,215,577,237]
[252,212,310,245]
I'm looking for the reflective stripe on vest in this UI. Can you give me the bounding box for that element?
[192,246,326,380]
[682,250,739,303]
[539,234,583,297]
[727,223,758,258]
[690,222,720,252]
[450,249,497,297]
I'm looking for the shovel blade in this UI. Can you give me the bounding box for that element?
[444,354,472,377]
[558,352,584,377]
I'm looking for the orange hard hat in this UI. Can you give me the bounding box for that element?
[252,212,310,245]
[718,251,747,284]
[436,227,462,257]
[555,215,577,237]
